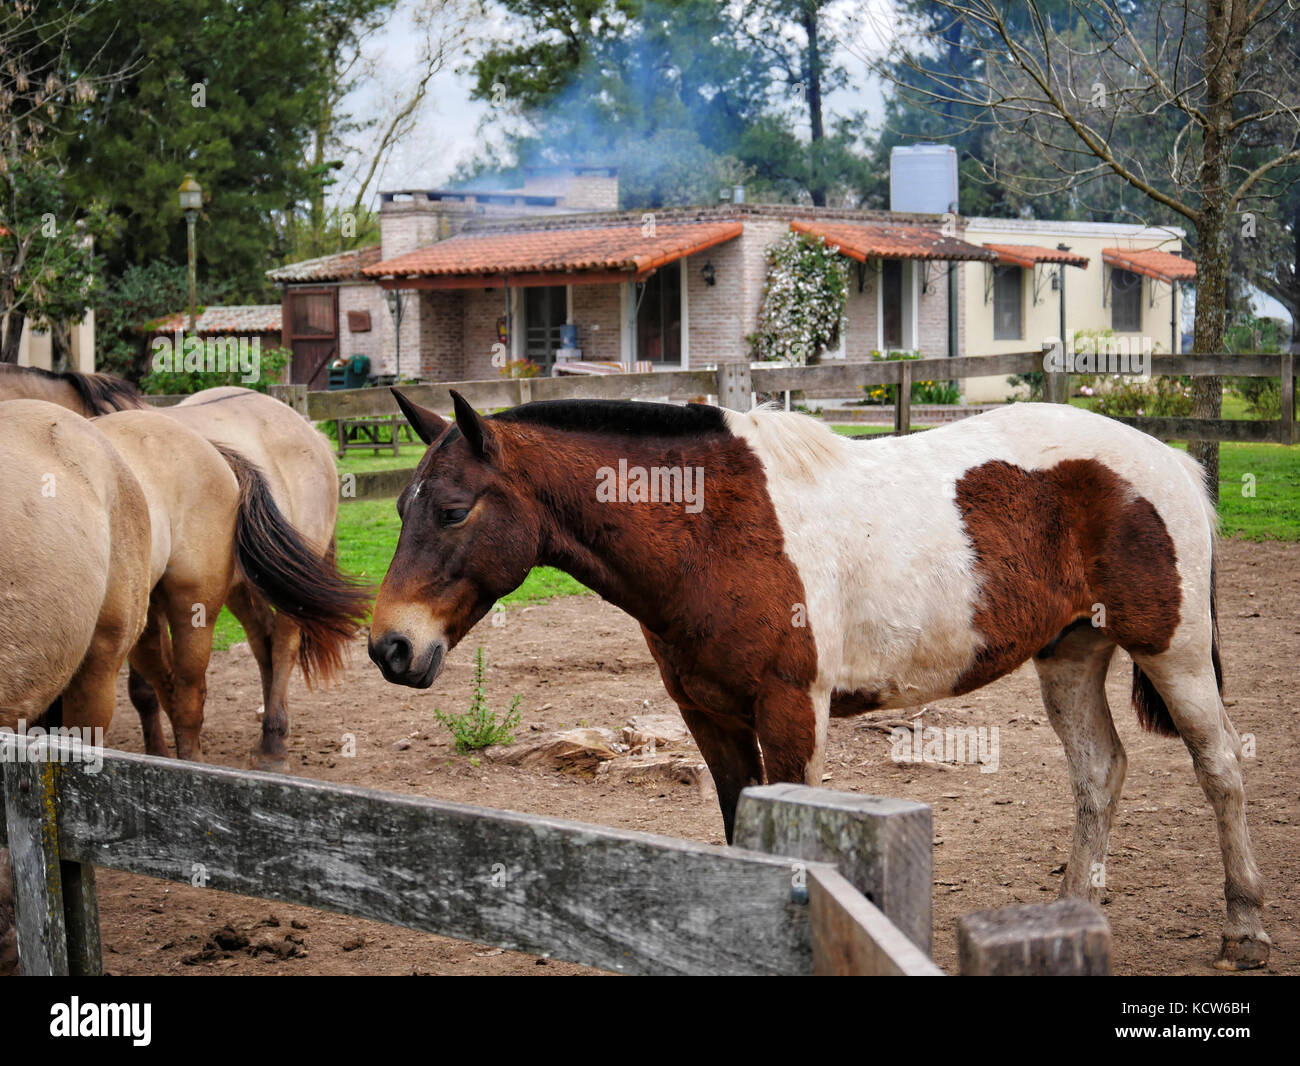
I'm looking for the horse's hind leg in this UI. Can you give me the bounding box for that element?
[1034,625,1124,902]
[1132,649,1269,970]
[225,582,288,768]
[159,584,225,761]
[128,602,176,756]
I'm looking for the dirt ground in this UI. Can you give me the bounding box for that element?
[92,537,1297,977]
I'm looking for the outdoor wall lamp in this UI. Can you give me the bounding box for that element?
[701,262,716,286]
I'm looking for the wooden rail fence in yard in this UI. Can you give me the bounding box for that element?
[259,349,1296,503]
[1,737,1108,976]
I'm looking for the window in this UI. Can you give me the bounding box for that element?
[636,260,682,364]
[1110,268,1142,332]
[881,259,903,350]
[523,285,567,370]
[992,266,1023,340]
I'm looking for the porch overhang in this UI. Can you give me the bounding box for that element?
[364,220,744,289]
[1102,247,1196,284]
[984,243,1089,270]
[789,219,996,262]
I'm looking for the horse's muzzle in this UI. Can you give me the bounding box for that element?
[369,632,446,688]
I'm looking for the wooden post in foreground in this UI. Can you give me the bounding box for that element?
[715,362,753,411]
[894,360,912,433]
[808,867,942,976]
[734,784,933,953]
[269,382,308,416]
[958,898,1110,976]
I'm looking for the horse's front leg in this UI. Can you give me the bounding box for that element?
[754,681,826,790]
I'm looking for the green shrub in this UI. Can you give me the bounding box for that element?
[140,342,291,395]
[433,646,523,754]
[1092,377,1195,417]
[861,350,960,405]
[749,231,848,364]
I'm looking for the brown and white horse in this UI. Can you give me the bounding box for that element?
[370,390,1269,970]
[0,365,364,765]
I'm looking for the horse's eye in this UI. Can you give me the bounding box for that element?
[440,507,470,527]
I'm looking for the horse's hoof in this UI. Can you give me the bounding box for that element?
[250,744,288,773]
[1213,933,1271,971]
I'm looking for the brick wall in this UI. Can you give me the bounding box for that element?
[570,284,622,362]
[337,280,386,366]
[414,291,464,380]
[462,288,507,379]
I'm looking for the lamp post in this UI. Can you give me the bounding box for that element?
[386,288,405,382]
[178,174,203,335]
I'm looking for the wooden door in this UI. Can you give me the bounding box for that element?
[283,287,338,389]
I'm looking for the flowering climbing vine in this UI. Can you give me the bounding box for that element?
[749,231,848,364]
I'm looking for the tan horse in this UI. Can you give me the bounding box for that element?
[0,399,151,978]
[0,365,364,765]
[88,409,365,760]
[0,398,152,730]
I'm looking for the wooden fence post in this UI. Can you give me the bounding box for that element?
[808,867,943,976]
[734,784,933,952]
[2,757,69,976]
[1281,351,1295,444]
[269,383,308,416]
[957,898,1110,975]
[894,361,912,434]
[715,362,753,411]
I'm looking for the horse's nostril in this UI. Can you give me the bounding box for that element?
[372,633,413,676]
[386,634,412,673]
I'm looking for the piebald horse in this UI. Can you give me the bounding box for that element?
[370,390,1269,971]
[0,365,363,764]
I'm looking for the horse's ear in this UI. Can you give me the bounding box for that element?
[391,389,448,447]
[450,390,493,460]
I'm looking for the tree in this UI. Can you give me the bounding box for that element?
[0,157,104,363]
[55,0,342,301]
[0,2,133,361]
[736,0,848,206]
[857,0,1300,501]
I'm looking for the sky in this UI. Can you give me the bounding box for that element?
[338,0,892,201]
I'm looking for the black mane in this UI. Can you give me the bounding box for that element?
[0,362,143,415]
[493,398,728,438]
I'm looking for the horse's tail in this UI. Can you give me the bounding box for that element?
[1132,456,1223,738]
[216,445,371,685]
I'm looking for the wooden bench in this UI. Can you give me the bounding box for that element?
[335,413,413,458]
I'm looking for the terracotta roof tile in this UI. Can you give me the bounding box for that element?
[267,244,382,283]
[1102,247,1196,283]
[790,219,996,262]
[147,305,281,334]
[363,221,743,280]
[984,243,1089,269]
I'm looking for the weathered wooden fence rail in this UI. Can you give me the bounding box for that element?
[262,350,1294,502]
[0,736,1107,976]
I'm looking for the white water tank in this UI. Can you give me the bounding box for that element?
[890,144,958,214]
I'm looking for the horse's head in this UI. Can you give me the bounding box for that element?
[369,389,541,688]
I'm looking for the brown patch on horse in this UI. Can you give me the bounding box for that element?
[954,458,1181,731]
[217,445,371,684]
[830,689,882,717]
